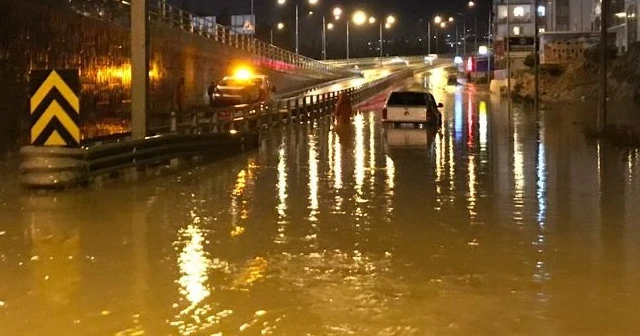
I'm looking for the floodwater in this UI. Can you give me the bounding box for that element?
[1,73,640,336]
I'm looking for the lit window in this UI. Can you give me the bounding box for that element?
[538,27,545,33]
[537,5,546,16]
[513,26,521,35]
[513,6,525,17]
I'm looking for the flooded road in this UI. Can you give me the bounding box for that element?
[2,73,640,335]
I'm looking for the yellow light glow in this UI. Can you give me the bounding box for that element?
[386,15,396,24]
[385,22,392,29]
[333,7,342,17]
[448,17,454,22]
[233,67,253,80]
[440,22,446,28]
[368,16,376,24]
[327,22,334,30]
[277,22,285,30]
[352,10,367,25]
[434,16,442,24]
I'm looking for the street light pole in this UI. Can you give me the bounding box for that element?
[322,16,327,60]
[271,29,274,44]
[380,22,383,58]
[463,20,467,56]
[346,20,350,60]
[295,4,299,54]
[428,22,431,54]
[456,24,459,55]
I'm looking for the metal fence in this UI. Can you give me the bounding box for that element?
[147,1,347,76]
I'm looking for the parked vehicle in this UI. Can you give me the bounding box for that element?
[213,68,275,105]
[382,91,443,127]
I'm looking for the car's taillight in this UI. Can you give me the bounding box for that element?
[382,108,387,120]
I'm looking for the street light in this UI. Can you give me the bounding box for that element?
[271,22,285,45]
[276,0,319,54]
[448,17,454,22]
[352,10,368,26]
[379,15,396,58]
[369,16,376,24]
[327,22,334,30]
[386,15,396,25]
[468,1,475,7]
[434,16,442,24]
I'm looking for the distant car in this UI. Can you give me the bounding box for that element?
[214,74,274,105]
[383,57,410,66]
[424,54,438,65]
[445,66,458,85]
[382,91,443,127]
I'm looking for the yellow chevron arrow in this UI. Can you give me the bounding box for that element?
[31,100,80,146]
[30,70,79,113]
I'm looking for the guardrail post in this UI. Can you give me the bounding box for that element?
[243,108,250,132]
[212,111,219,133]
[191,113,198,134]
[294,99,300,121]
[170,111,177,133]
[286,100,292,122]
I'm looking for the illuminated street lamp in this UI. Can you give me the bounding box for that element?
[448,16,454,22]
[379,15,396,58]
[333,6,342,20]
[468,1,475,8]
[327,22,334,30]
[434,15,442,24]
[352,10,368,25]
[386,15,396,25]
[271,22,285,45]
[440,22,446,28]
[369,16,377,24]
[276,0,319,54]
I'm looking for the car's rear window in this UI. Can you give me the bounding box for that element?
[387,92,427,106]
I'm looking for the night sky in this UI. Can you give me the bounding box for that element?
[167,0,491,57]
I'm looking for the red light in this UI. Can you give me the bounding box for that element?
[467,57,473,72]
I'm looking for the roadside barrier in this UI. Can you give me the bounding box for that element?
[19,69,416,188]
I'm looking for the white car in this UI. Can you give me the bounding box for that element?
[214,74,274,105]
[382,91,443,127]
[424,54,438,65]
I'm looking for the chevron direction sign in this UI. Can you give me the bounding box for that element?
[29,70,81,147]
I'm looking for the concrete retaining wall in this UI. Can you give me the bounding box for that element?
[0,0,330,152]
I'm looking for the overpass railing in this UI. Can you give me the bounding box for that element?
[20,68,416,188]
[147,1,349,77]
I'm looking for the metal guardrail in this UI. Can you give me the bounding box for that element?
[20,68,416,188]
[146,1,349,77]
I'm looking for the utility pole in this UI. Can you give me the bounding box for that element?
[131,0,149,140]
[599,0,608,133]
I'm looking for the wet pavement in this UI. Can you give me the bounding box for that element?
[1,73,640,336]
